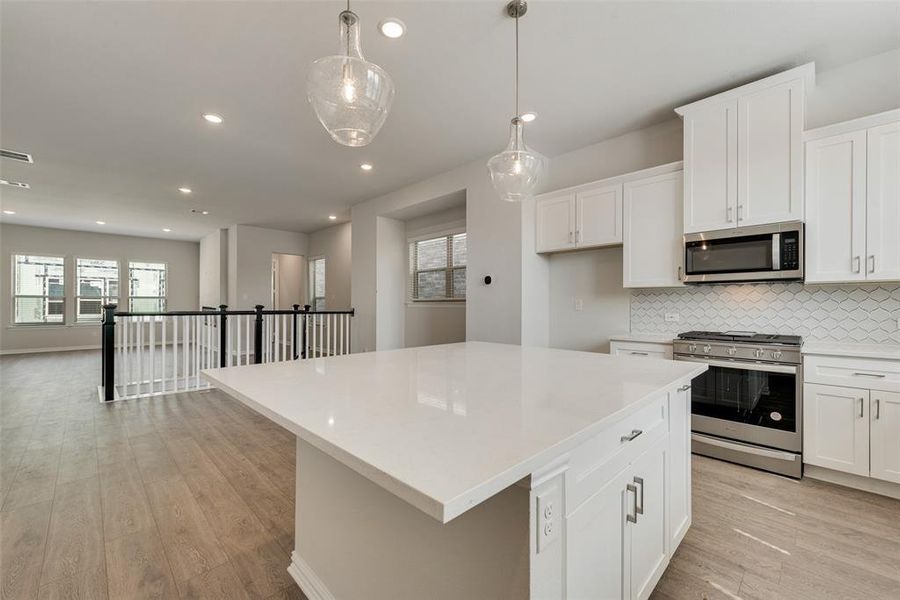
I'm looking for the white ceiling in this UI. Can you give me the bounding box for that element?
[1,1,897,241]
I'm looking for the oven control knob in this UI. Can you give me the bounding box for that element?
[772,350,783,359]
[727,347,737,356]
[703,345,711,354]
[688,344,697,353]
[755,348,765,359]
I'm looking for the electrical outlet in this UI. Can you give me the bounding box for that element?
[665,313,680,323]
[574,298,583,311]
[536,486,560,553]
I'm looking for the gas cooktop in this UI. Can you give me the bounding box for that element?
[677,330,802,346]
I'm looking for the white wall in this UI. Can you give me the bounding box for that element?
[199,228,228,308]
[227,224,308,309]
[374,216,407,351]
[272,253,306,309]
[0,223,199,353]
[308,222,352,310]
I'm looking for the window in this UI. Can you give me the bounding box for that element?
[128,261,167,312]
[309,257,326,311]
[409,232,466,301]
[76,258,119,322]
[13,254,65,324]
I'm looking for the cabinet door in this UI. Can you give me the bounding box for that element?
[576,184,623,248]
[623,171,685,288]
[871,391,900,484]
[536,193,576,253]
[805,131,868,283]
[629,435,668,600]
[803,383,870,476]
[610,342,673,361]
[683,101,737,233]
[737,79,804,226]
[667,385,691,553]
[566,467,630,600]
[866,121,900,282]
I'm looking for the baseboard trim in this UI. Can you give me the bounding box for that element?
[804,465,900,500]
[288,551,335,600]
[0,345,101,356]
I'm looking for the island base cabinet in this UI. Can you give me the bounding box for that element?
[565,435,669,600]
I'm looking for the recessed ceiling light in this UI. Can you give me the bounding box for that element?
[0,179,30,189]
[360,163,373,171]
[96,220,106,225]
[178,187,192,194]
[162,228,172,232]
[202,210,209,215]
[520,112,537,122]
[202,113,223,124]
[378,18,406,39]
[328,215,337,220]
[3,210,16,215]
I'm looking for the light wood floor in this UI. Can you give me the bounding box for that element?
[2,351,899,600]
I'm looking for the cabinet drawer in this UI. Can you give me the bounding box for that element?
[610,341,673,360]
[567,394,667,514]
[804,355,900,393]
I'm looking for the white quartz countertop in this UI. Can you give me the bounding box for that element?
[802,341,900,361]
[609,332,676,344]
[203,342,704,523]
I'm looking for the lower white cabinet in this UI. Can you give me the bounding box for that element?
[623,171,685,288]
[871,390,900,484]
[566,435,668,600]
[803,383,870,477]
[610,340,674,360]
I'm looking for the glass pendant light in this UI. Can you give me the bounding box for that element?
[487,0,546,202]
[307,1,395,147]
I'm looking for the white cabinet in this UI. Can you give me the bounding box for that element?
[536,192,577,252]
[535,184,622,253]
[628,436,668,600]
[871,391,900,484]
[865,121,900,281]
[578,184,623,247]
[623,171,685,288]
[677,65,811,234]
[805,112,900,283]
[803,383,870,477]
[610,340,674,361]
[804,351,900,486]
[666,384,691,551]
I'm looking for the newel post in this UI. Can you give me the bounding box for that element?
[101,303,117,401]
[254,305,264,364]
[218,304,228,368]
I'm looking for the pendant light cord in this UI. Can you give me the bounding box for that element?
[514,3,520,119]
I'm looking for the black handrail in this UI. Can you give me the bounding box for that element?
[100,303,354,401]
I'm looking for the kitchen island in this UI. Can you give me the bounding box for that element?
[203,342,705,600]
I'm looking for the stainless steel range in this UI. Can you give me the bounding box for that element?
[673,331,803,478]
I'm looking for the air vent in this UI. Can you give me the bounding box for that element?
[1,149,34,164]
[0,179,30,189]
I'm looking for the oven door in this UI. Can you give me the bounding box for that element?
[676,356,802,452]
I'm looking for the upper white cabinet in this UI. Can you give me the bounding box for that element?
[805,110,900,283]
[677,64,812,234]
[535,184,622,253]
[623,170,685,288]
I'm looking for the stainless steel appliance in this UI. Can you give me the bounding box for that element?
[683,221,803,283]
[674,330,803,478]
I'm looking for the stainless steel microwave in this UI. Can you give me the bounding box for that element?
[683,221,803,283]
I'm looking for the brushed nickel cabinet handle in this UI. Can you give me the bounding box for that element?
[626,483,638,523]
[634,477,644,515]
[678,384,692,392]
[737,204,743,221]
[853,372,885,378]
[869,255,876,273]
[874,398,881,420]
[859,397,865,419]
[630,351,649,356]
[853,256,861,273]
[726,205,733,223]
[677,266,683,281]
[620,429,643,443]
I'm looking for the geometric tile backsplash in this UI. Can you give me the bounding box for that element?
[631,283,900,344]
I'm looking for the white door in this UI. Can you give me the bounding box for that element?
[566,466,630,600]
[623,171,684,288]
[803,383,870,477]
[871,391,900,484]
[576,183,623,248]
[737,79,804,226]
[865,121,900,282]
[629,435,668,600]
[667,385,691,553]
[805,130,868,283]
[683,100,737,233]
[536,193,576,253]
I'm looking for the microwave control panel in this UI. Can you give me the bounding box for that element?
[781,232,800,270]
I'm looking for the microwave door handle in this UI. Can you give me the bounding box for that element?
[772,233,781,271]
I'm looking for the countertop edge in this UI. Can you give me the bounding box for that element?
[801,341,900,361]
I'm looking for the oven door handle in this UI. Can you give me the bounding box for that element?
[675,355,798,375]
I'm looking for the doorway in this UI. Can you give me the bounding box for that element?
[271,253,306,310]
